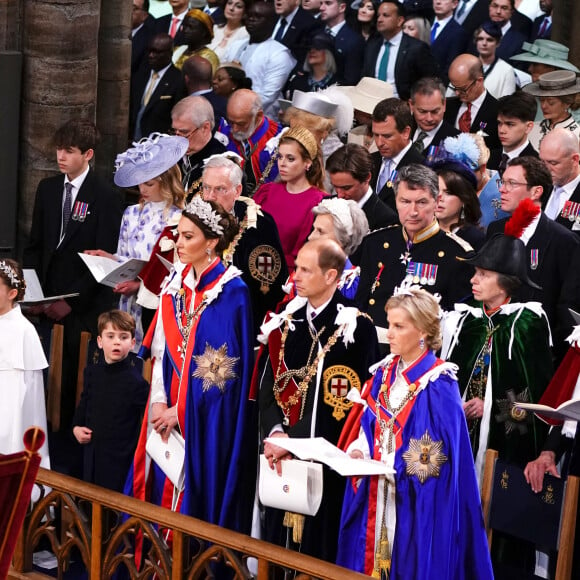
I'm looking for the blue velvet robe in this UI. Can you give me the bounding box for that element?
[125,261,256,535]
[337,351,493,579]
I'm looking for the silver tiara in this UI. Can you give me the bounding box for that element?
[0,261,21,288]
[184,196,224,235]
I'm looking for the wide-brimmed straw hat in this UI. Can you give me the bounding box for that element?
[114,133,189,188]
[464,234,542,289]
[335,77,394,115]
[522,70,580,98]
[511,40,580,73]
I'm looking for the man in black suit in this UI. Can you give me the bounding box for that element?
[171,95,227,199]
[529,0,552,41]
[154,0,189,44]
[454,0,488,37]
[130,33,185,140]
[540,129,580,233]
[131,0,156,74]
[24,120,122,427]
[182,55,227,125]
[409,77,460,156]
[445,53,500,149]
[488,91,538,173]
[430,0,469,86]
[319,0,365,85]
[326,144,398,232]
[487,156,579,353]
[370,98,425,212]
[488,0,528,61]
[271,0,321,67]
[363,0,438,101]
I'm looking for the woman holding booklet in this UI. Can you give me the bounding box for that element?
[124,197,256,537]
[86,133,186,348]
[337,286,492,579]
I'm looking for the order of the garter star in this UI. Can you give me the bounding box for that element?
[192,343,239,391]
[402,430,448,484]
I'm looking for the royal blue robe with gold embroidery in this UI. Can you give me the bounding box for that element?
[337,351,493,579]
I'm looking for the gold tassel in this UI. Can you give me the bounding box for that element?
[283,511,305,544]
[373,532,391,579]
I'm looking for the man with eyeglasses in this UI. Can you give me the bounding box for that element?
[488,156,579,356]
[200,155,287,333]
[444,53,500,150]
[171,95,227,200]
[130,33,185,141]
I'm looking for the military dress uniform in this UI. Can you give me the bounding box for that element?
[258,291,380,564]
[355,221,475,327]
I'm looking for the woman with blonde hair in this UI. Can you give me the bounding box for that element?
[253,127,327,270]
[337,286,493,578]
[86,133,187,347]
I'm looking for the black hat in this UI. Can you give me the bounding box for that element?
[480,20,502,42]
[308,31,335,53]
[464,234,542,289]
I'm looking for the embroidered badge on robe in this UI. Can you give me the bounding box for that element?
[249,244,282,294]
[322,365,361,420]
[402,430,448,483]
[495,387,530,435]
[192,343,239,392]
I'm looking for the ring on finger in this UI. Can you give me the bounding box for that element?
[273,457,278,464]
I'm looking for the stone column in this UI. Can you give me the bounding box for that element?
[18,0,100,240]
[95,0,131,178]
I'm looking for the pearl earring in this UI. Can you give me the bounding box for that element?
[206,247,212,263]
[419,337,425,350]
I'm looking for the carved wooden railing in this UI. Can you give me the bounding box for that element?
[10,468,368,580]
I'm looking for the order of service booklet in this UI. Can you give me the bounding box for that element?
[263,436,394,477]
[78,253,147,288]
[22,269,79,305]
[517,399,580,422]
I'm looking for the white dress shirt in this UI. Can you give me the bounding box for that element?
[544,173,580,220]
[375,31,402,97]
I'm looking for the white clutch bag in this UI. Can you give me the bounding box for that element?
[258,454,323,516]
[146,429,186,491]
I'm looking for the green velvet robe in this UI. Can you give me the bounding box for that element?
[442,302,553,481]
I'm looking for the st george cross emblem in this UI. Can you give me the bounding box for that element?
[257,254,273,274]
[323,365,361,420]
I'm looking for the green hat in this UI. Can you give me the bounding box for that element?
[511,40,580,74]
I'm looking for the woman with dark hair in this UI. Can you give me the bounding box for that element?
[125,197,255,535]
[209,0,250,63]
[442,208,553,487]
[337,287,492,578]
[474,21,517,99]
[435,166,485,250]
[173,8,219,72]
[213,63,253,97]
[353,0,378,41]
[253,127,327,270]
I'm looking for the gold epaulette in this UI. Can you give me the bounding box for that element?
[445,230,474,253]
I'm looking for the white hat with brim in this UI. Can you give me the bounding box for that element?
[522,70,580,98]
[511,40,580,74]
[114,133,189,188]
[334,77,394,115]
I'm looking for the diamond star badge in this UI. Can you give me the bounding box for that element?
[192,343,239,392]
[402,430,447,484]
